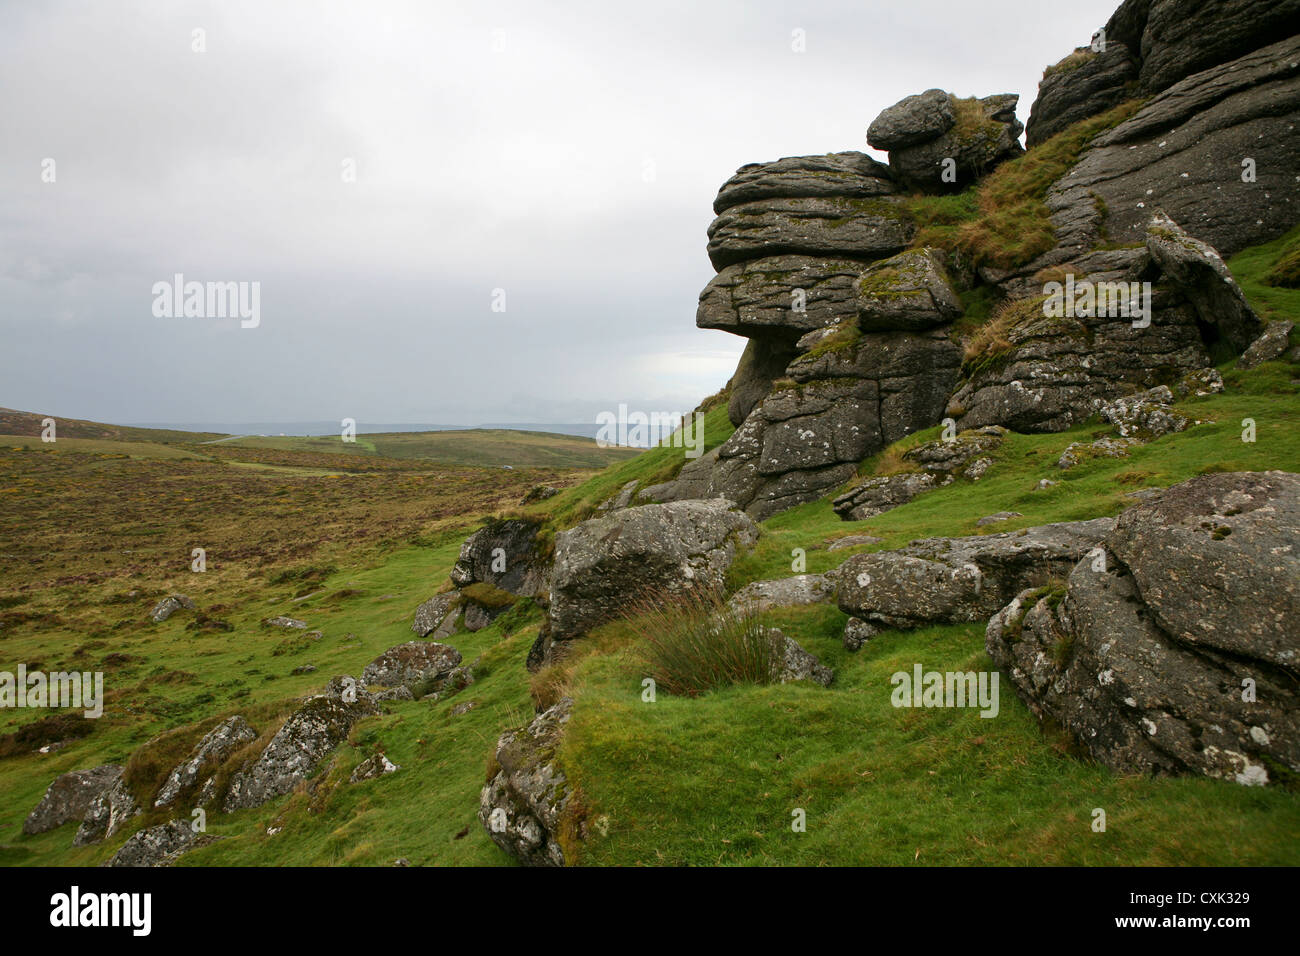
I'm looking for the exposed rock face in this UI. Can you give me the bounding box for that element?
[868,92,1024,191]
[362,641,462,690]
[833,472,937,521]
[707,196,913,271]
[1096,385,1191,439]
[73,776,138,846]
[479,697,574,867]
[451,519,548,597]
[952,286,1213,434]
[150,594,194,623]
[1026,43,1140,147]
[538,500,758,664]
[988,471,1300,784]
[728,574,833,614]
[411,592,461,639]
[835,518,1114,630]
[108,820,198,867]
[1042,35,1300,263]
[701,323,962,519]
[223,676,378,812]
[1105,0,1300,95]
[1146,213,1260,351]
[712,152,896,213]
[24,764,123,835]
[154,716,258,809]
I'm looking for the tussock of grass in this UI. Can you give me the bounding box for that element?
[630,590,775,698]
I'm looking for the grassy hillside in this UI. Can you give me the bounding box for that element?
[1,241,1297,868]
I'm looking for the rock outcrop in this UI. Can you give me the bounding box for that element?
[835,518,1114,632]
[988,471,1300,784]
[411,592,461,639]
[149,594,194,623]
[154,716,258,809]
[728,574,833,614]
[362,641,462,692]
[223,676,378,812]
[108,820,201,867]
[536,499,758,665]
[479,697,575,867]
[1026,43,1140,148]
[24,764,123,835]
[73,776,138,846]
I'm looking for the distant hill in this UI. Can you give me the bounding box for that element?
[0,407,228,443]
[0,407,640,470]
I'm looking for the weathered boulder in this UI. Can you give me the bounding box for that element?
[24,764,123,835]
[1146,213,1260,352]
[108,820,198,867]
[539,500,758,663]
[866,89,956,150]
[149,594,194,623]
[728,574,833,614]
[265,616,307,629]
[826,534,884,551]
[698,255,866,339]
[770,629,835,686]
[835,518,1114,630]
[479,697,575,867]
[412,592,461,639]
[154,716,258,809]
[1096,385,1191,439]
[833,472,937,521]
[73,776,138,846]
[1026,43,1140,148]
[988,471,1300,783]
[363,641,462,689]
[1239,320,1296,370]
[869,92,1024,191]
[842,616,881,651]
[596,480,639,513]
[223,676,379,812]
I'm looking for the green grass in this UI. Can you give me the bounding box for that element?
[1,230,1297,869]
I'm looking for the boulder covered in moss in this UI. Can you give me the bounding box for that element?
[24,764,123,836]
[154,715,258,809]
[538,500,758,663]
[223,676,378,812]
[988,471,1300,784]
[479,697,575,867]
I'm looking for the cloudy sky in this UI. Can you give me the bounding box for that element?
[1,0,1119,427]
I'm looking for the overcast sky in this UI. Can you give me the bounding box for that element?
[1,0,1120,426]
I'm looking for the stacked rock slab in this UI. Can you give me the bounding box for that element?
[1025,43,1139,148]
[688,242,965,519]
